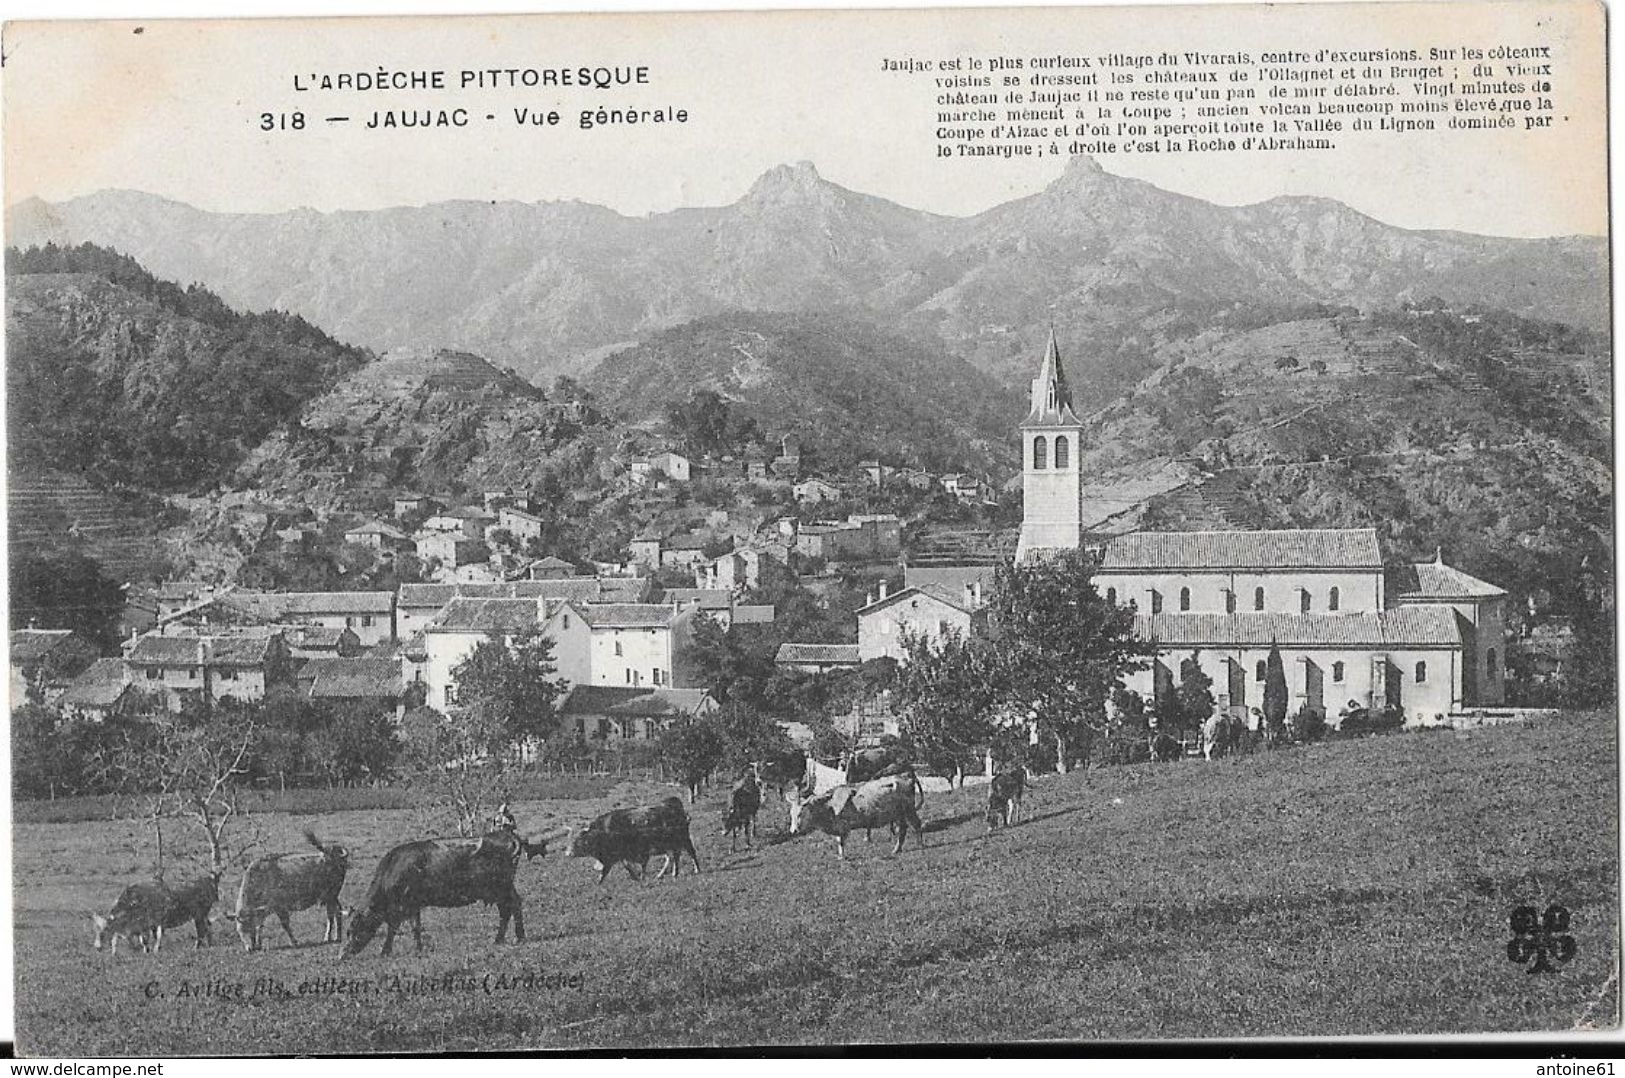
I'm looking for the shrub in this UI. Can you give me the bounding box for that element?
[1290,703,1327,743]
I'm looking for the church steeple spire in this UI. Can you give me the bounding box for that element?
[1025,327,1081,426]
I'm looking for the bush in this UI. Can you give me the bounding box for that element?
[1290,704,1328,743]
[1338,704,1406,737]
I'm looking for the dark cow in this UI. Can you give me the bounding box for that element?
[90,872,219,955]
[723,773,762,851]
[843,747,900,784]
[1149,731,1184,763]
[567,797,700,882]
[228,830,349,951]
[787,772,924,859]
[985,769,1027,831]
[752,750,808,800]
[342,831,545,958]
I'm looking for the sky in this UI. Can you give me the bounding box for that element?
[0,1,1609,238]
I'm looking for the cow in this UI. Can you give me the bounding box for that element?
[228,830,349,951]
[341,830,545,958]
[90,871,219,955]
[752,750,808,800]
[787,771,924,860]
[567,797,700,883]
[1201,712,1249,760]
[843,747,902,784]
[985,769,1027,831]
[723,772,762,851]
[1149,731,1184,762]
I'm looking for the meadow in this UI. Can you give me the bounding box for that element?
[13,712,1618,1053]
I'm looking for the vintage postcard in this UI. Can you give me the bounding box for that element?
[2,0,1615,1055]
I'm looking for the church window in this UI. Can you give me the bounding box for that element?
[1300,590,1312,613]
[1255,660,1267,681]
[614,640,623,656]
[1046,381,1058,411]
[1151,590,1163,614]
[1106,587,1117,606]
[1225,589,1237,614]
[1179,587,1191,612]
[1032,436,1047,470]
[1328,587,1340,611]
[1254,586,1265,611]
[1415,660,1428,683]
[1054,436,1069,469]
[1332,661,1345,682]
[1486,648,1498,679]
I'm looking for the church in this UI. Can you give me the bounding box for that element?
[1015,333,1507,724]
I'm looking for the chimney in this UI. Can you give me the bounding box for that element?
[878,579,889,601]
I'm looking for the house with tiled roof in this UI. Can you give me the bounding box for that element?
[421,597,544,712]
[396,577,652,639]
[541,601,701,692]
[125,631,294,710]
[296,657,409,717]
[212,590,397,647]
[345,519,412,552]
[59,658,140,722]
[9,628,96,708]
[1012,333,1507,723]
[774,642,862,674]
[559,685,717,741]
[857,579,987,664]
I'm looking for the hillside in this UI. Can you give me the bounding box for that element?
[13,713,1617,1051]
[584,311,1023,473]
[9,158,1606,388]
[5,243,370,492]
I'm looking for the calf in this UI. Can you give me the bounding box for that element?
[342,830,545,958]
[90,872,219,955]
[787,772,924,860]
[723,773,762,851]
[567,797,700,883]
[229,830,349,951]
[985,769,1027,831]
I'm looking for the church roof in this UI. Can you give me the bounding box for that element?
[1135,607,1461,648]
[1390,558,1506,600]
[1022,330,1082,428]
[1100,529,1383,571]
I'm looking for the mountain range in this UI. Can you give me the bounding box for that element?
[9,157,1607,389]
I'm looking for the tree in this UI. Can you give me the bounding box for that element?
[1172,652,1216,734]
[894,627,1003,783]
[986,551,1153,772]
[9,551,126,653]
[711,699,793,774]
[659,716,725,802]
[449,633,565,761]
[1263,640,1289,741]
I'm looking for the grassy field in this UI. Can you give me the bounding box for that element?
[14,712,1619,1053]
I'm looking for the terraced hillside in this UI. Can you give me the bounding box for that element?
[8,468,169,582]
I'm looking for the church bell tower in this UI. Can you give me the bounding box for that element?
[1015,330,1084,562]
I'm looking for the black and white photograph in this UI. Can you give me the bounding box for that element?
[1,0,1615,1054]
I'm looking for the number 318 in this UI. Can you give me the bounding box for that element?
[260,112,305,130]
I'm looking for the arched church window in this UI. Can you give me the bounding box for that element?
[1255,660,1267,681]
[1486,648,1498,679]
[1328,586,1340,611]
[1105,587,1117,606]
[1332,661,1345,682]
[1224,589,1237,614]
[1150,590,1163,614]
[1300,590,1312,613]
[1415,660,1428,683]
[1054,436,1069,469]
[1046,381,1058,411]
[1032,436,1047,470]
[1179,586,1191,612]
[1254,586,1266,611]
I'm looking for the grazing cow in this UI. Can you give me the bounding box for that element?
[229,831,349,951]
[91,872,220,955]
[341,830,545,958]
[752,750,808,800]
[723,773,762,851]
[567,797,700,882]
[1149,731,1184,763]
[985,769,1027,831]
[787,772,924,860]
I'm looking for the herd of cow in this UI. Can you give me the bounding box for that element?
[88,751,1032,960]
